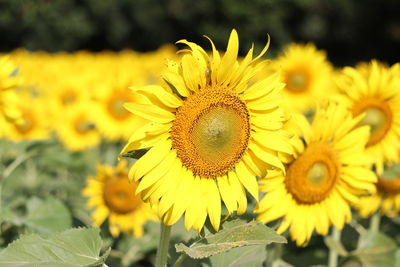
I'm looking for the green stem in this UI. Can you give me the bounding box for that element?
[328,227,341,267]
[172,254,187,267]
[155,222,172,267]
[370,212,381,232]
[1,153,30,181]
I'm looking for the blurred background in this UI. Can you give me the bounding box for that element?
[1,0,399,66]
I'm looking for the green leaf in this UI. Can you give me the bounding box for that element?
[206,245,266,267]
[175,219,286,259]
[0,227,109,267]
[24,197,72,234]
[120,149,147,160]
[396,249,400,267]
[352,230,398,267]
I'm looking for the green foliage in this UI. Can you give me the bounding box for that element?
[353,230,398,267]
[24,197,72,234]
[205,245,267,267]
[1,132,400,266]
[0,228,109,267]
[174,219,286,266]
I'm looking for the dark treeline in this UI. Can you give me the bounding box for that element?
[1,0,399,66]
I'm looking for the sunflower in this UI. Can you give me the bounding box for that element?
[270,43,334,113]
[357,164,400,218]
[92,69,149,141]
[255,101,377,246]
[82,160,158,237]
[54,100,101,152]
[120,29,292,232]
[335,60,400,173]
[4,93,49,141]
[0,56,22,137]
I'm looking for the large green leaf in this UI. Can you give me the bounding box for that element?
[175,219,286,259]
[24,197,72,234]
[0,227,109,267]
[206,244,266,267]
[352,230,398,267]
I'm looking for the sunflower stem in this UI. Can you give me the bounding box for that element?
[328,227,341,267]
[172,254,187,267]
[155,222,172,267]
[370,212,381,232]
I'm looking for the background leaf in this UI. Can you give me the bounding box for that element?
[352,230,397,267]
[0,227,108,267]
[24,197,72,234]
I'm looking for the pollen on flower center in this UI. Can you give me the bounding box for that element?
[286,142,339,203]
[352,98,392,147]
[307,162,329,185]
[171,88,250,178]
[285,70,310,93]
[103,176,140,214]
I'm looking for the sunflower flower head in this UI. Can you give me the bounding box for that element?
[0,56,23,136]
[82,160,158,237]
[255,100,377,246]
[336,60,400,173]
[54,100,101,152]
[269,43,334,113]
[120,29,293,232]
[357,164,400,218]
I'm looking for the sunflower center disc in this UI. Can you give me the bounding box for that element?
[15,113,34,134]
[191,107,242,163]
[377,165,400,194]
[352,98,392,147]
[286,71,309,93]
[286,142,339,204]
[61,90,77,105]
[307,162,329,185]
[103,176,139,214]
[171,88,250,178]
[74,117,94,134]
[107,94,131,120]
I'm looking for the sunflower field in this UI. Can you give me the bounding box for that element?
[1,1,400,267]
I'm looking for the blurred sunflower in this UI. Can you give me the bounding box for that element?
[336,60,400,173]
[4,94,49,141]
[54,100,101,152]
[270,43,334,113]
[0,56,22,137]
[255,101,377,246]
[357,165,400,218]
[82,160,158,237]
[92,70,148,141]
[120,29,292,232]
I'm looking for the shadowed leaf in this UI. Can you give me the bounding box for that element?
[352,230,397,267]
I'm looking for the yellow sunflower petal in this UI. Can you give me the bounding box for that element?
[133,85,182,108]
[128,139,172,181]
[124,102,175,123]
[235,161,259,201]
